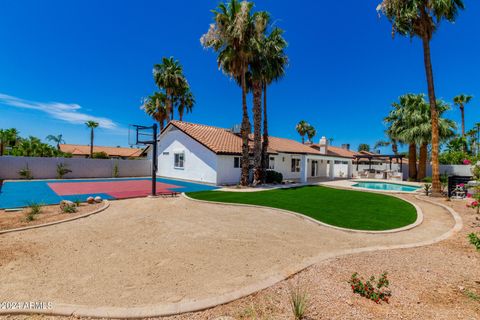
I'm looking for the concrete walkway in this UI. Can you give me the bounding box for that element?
[0,194,458,318]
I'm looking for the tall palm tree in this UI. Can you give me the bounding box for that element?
[453,94,473,137]
[85,121,99,158]
[46,134,65,150]
[201,0,256,186]
[143,92,169,130]
[258,27,288,183]
[153,57,185,122]
[378,0,466,194]
[296,120,309,144]
[0,128,19,156]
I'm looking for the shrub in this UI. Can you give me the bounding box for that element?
[422,176,432,183]
[25,202,42,221]
[56,163,72,179]
[289,285,308,320]
[18,165,33,180]
[468,233,480,251]
[73,199,81,207]
[423,183,431,196]
[92,151,109,159]
[348,272,391,304]
[113,162,119,178]
[265,170,283,184]
[60,200,77,213]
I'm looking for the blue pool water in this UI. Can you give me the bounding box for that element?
[353,182,420,192]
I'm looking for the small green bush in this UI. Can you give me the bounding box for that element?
[56,163,72,179]
[61,204,77,213]
[25,202,42,221]
[18,165,33,180]
[265,170,283,184]
[424,183,432,196]
[468,233,480,251]
[113,162,119,178]
[92,151,109,159]
[422,177,432,183]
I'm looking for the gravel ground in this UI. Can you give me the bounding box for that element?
[0,202,103,231]
[0,196,475,319]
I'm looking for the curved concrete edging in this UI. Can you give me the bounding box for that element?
[0,196,462,319]
[0,201,110,235]
[182,192,424,234]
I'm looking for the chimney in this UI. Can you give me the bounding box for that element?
[341,144,350,150]
[318,136,328,155]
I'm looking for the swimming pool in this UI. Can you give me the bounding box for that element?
[352,182,420,192]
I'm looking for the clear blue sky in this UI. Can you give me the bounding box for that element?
[0,0,479,151]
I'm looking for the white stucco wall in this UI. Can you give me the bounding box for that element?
[157,127,218,184]
[216,155,242,185]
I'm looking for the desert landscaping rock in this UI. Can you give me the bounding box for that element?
[0,194,458,318]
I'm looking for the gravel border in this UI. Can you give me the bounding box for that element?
[0,201,110,235]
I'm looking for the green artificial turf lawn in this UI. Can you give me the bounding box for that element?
[187,186,417,231]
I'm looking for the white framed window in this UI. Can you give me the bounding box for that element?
[174,152,185,169]
[233,157,241,168]
[269,157,275,170]
[291,158,300,172]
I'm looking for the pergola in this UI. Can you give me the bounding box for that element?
[354,154,404,172]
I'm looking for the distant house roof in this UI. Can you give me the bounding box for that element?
[59,144,145,158]
[163,121,333,156]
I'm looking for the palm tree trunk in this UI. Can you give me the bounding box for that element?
[301,136,305,144]
[417,143,428,180]
[408,143,417,180]
[461,105,465,137]
[90,128,94,158]
[240,63,251,186]
[0,143,3,156]
[252,81,262,185]
[179,101,184,122]
[261,83,269,184]
[166,88,172,123]
[422,34,441,194]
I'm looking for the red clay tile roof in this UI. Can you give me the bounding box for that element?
[166,121,322,155]
[59,144,145,158]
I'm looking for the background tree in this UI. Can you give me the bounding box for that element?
[0,128,19,156]
[176,85,195,122]
[201,0,256,186]
[296,120,309,144]
[46,134,65,150]
[143,92,168,130]
[306,125,316,143]
[374,139,398,155]
[153,57,185,121]
[378,0,466,194]
[453,94,473,137]
[358,144,370,152]
[85,121,99,158]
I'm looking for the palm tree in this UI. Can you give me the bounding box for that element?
[374,139,398,155]
[0,128,19,156]
[153,57,185,122]
[177,85,195,122]
[258,27,288,183]
[358,144,370,152]
[201,0,256,186]
[453,94,473,137]
[143,92,169,130]
[46,134,65,150]
[85,121,99,158]
[378,0,466,194]
[296,120,309,144]
[306,125,316,143]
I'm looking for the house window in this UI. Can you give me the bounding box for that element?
[269,157,275,170]
[234,157,241,168]
[174,152,185,169]
[291,158,300,172]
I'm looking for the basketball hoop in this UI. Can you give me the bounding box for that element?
[128,124,158,196]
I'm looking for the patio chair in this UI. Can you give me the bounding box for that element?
[357,171,368,179]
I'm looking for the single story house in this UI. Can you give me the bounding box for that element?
[59,144,146,159]
[155,121,353,185]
